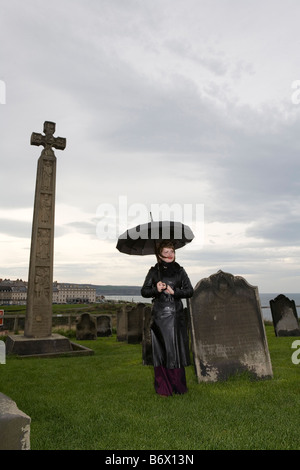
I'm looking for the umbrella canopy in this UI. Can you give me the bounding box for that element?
[116,220,194,255]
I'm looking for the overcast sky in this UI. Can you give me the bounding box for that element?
[1,0,300,293]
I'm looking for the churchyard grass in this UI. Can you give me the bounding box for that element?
[1,325,299,450]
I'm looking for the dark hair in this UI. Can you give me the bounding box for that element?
[155,240,175,263]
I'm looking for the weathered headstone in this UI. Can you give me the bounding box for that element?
[188,270,273,382]
[116,305,131,342]
[142,306,153,365]
[0,393,31,450]
[97,315,112,337]
[76,313,97,340]
[127,303,144,344]
[270,294,300,337]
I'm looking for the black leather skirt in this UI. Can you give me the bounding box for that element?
[151,297,190,369]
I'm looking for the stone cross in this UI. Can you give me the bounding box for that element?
[31,121,66,153]
[24,121,66,338]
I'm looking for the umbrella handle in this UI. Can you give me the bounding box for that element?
[150,212,158,276]
[149,212,161,281]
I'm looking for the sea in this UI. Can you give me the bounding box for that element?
[104,293,300,322]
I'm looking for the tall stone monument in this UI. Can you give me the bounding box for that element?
[25,121,66,338]
[6,122,92,357]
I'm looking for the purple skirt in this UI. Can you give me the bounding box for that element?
[154,365,188,396]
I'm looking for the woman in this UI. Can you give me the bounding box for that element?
[141,241,194,396]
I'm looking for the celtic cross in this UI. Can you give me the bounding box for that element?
[31,121,66,153]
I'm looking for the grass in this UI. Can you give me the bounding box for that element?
[0,325,300,450]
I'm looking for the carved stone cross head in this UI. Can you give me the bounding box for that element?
[31,121,66,152]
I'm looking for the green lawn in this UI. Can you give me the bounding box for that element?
[1,326,299,450]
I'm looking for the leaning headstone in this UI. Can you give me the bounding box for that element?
[142,306,153,365]
[76,313,97,340]
[0,393,31,450]
[188,270,273,382]
[270,294,300,337]
[127,303,144,344]
[97,315,112,337]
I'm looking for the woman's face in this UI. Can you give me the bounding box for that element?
[160,247,175,263]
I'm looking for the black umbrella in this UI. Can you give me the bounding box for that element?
[116,220,194,256]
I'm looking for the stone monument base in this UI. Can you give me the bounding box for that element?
[5,333,94,358]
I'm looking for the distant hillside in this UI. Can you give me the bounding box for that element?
[55,283,142,296]
[90,285,142,296]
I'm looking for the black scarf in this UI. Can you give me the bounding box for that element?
[158,260,179,277]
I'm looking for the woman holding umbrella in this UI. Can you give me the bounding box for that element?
[141,240,194,397]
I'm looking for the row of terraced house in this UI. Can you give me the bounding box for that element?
[0,279,96,305]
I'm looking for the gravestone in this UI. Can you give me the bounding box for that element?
[142,306,153,365]
[270,294,300,337]
[97,315,112,337]
[0,393,31,450]
[188,270,273,382]
[76,313,97,340]
[0,340,5,364]
[116,305,131,341]
[127,303,144,344]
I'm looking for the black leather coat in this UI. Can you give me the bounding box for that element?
[141,261,194,369]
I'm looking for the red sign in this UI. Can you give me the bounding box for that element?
[0,310,3,327]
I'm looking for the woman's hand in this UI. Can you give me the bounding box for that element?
[156,282,174,295]
[157,281,166,292]
[165,285,174,295]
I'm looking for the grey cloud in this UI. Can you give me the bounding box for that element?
[1,0,300,291]
[0,218,67,239]
[64,220,97,237]
[0,219,31,238]
[246,218,300,245]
